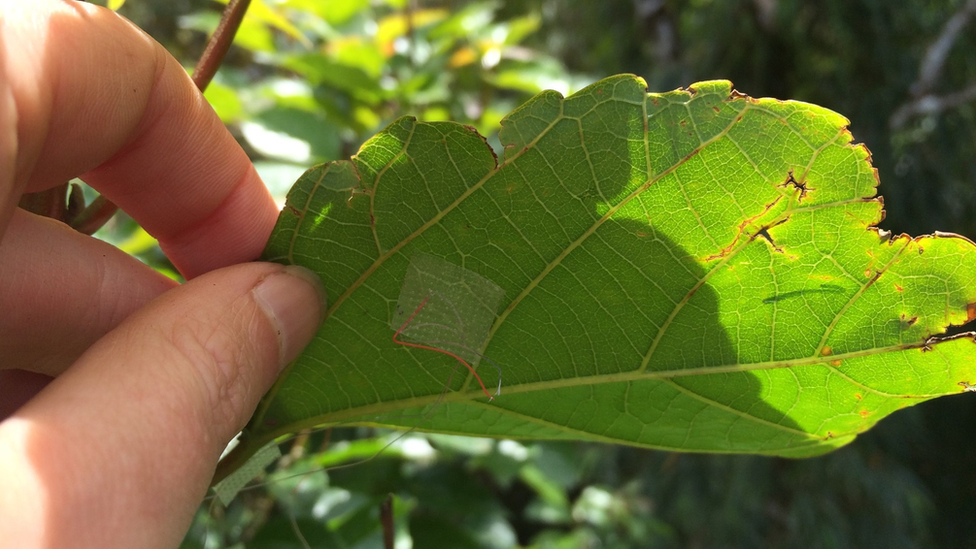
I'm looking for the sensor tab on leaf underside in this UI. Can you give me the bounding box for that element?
[391,254,505,367]
[212,441,282,506]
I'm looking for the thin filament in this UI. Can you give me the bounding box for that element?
[401,337,502,398]
[393,294,495,400]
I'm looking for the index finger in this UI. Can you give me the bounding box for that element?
[0,0,278,278]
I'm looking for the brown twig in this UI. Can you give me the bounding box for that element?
[192,0,252,91]
[34,0,253,233]
[64,194,120,234]
[69,195,119,235]
[380,494,395,549]
[18,182,69,220]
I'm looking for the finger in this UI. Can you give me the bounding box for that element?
[0,262,325,549]
[0,1,278,277]
[0,209,177,376]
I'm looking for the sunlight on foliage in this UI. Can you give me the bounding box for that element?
[93,1,976,548]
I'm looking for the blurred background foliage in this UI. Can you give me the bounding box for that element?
[88,0,976,547]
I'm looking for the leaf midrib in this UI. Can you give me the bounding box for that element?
[254,336,943,448]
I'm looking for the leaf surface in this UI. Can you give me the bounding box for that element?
[230,76,976,474]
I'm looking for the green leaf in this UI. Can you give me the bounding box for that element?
[281,54,385,105]
[241,106,341,164]
[226,75,976,478]
[202,80,244,124]
[214,0,312,48]
[282,0,370,26]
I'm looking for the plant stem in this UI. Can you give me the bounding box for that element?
[381,494,395,549]
[18,183,69,221]
[62,0,252,234]
[69,195,118,235]
[191,0,251,91]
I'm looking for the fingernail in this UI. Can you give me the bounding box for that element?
[252,265,327,370]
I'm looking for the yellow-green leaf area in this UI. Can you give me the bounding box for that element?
[239,75,976,471]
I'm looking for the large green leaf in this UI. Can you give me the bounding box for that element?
[220,76,976,479]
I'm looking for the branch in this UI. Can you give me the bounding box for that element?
[911,0,976,97]
[69,194,119,235]
[891,0,976,128]
[192,0,251,91]
[18,183,69,221]
[58,0,252,233]
[891,81,976,129]
[380,494,395,549]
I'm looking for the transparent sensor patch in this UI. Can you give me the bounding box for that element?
[391,254,506,368]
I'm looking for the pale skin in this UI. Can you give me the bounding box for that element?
[0,1,325,547]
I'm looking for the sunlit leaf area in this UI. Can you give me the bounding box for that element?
[89,1,976,547]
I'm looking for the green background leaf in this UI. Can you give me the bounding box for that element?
[229,75,976,475]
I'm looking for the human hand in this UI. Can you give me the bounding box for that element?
[0,2,324,547]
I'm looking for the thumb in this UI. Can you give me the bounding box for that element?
[0,262,325,549]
